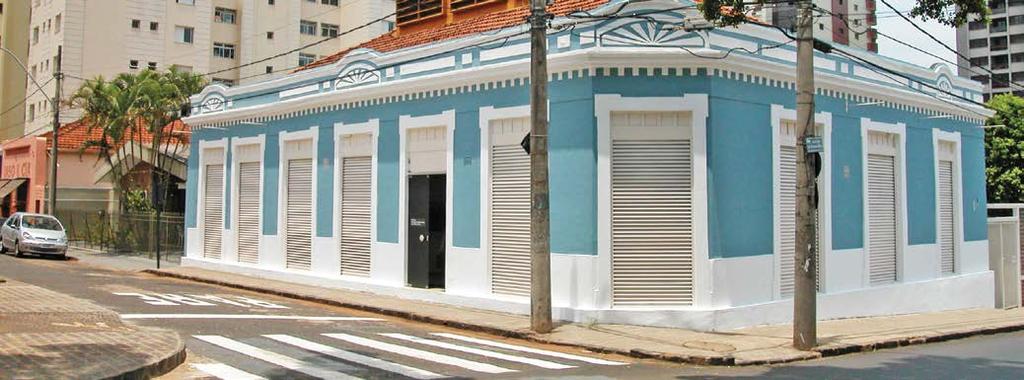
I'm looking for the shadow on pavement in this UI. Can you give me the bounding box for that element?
[678,353,1024,379]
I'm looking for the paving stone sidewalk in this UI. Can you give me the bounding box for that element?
[0,280,185,379]
[147,266,1024,366]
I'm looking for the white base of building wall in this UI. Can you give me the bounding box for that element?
[182,251,995,331]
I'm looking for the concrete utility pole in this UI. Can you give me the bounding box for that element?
[48,45,62,216]
[793,1,818,351]
[528,0,553,333]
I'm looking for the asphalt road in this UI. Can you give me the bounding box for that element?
[2,253,1023,379]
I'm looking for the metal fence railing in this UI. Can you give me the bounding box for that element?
[57,210,184,263]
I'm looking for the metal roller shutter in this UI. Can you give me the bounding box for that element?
[867,153,897,285]
[340,156,372,277]
[286,159,313,270]
[778,145,797,298]
[938,160,955,274]
[611,139,693,306]
[203,164,224,260]
[490,144,531,296]
[236,162,261,264]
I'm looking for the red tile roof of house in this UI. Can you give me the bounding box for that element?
[298,0,610,71]
[41,119,191,153]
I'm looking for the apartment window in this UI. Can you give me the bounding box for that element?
[32,27,38,44]
[993,73,1010,88]
[30,65,36,78]
[819,23,824,31]
[150,22,159,31]
[1012,0,1024,6]
[991,18,1008,32]
[300,20,316,35]
[1011,33,1024,44]
[213,43,236,59]
[1012,71,1024,82]
[129,60,139,69]
[969,38,988,48]
[132,19,141,29]
[212,78,236,87]
[969,21,986,30]
[215,7,236,24]
[970,56,989,67]
[1012,52,1024,62]
[299,53,316,66]
[993,54,1010,69]
[268,0,275,4]
[322,0,339,5]
[177,0,195,4]
[28,105,35,121]
[54,14,61,33]
[321,23,339,37]
[175,26,195,44]
[1011,15,1024,25]
[992,36,1009,50]
[148,62,157,70]
[266,66,273,74]
[0,4,4,14]
[266,31,274,39]
[971,75,990,84]
[383,20,395,32]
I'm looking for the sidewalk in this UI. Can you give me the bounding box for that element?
[0,280,185,379]
[68,246,180,272]
[147,265,1024,366]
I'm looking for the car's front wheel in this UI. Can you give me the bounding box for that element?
[0,237,7,254]
[14,240,23,257]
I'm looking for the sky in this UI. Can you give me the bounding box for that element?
[873,0,959,68]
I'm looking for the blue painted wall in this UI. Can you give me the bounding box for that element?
[186,69,988,263]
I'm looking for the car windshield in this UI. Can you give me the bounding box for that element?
[22,216,62,231]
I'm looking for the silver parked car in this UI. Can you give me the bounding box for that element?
[0,213,68,258]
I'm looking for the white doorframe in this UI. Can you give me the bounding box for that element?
[230,134,265,265]
[278,127,319,271]
[197,138,227,260]
[861,118,908,286]
[334,119,379,278]
[398,110,455,287]
[933,128,963,275]
[595,93,710,308]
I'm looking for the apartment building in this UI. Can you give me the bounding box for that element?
[955,0,1024,100]
[762,0,878,52]
[0,0,31,141]
[22,0,395,137]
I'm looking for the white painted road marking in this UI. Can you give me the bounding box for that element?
[112,292,289,309]
[193,335,362,380]
[265,334,445,380]
[191,363,267,380]
[120,314,383,321]
[325,333,515,374]
[431,333,628,365]
[382,333,574,370]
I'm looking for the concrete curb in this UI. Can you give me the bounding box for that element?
[143,268,1024,367]
[106,329,188,380]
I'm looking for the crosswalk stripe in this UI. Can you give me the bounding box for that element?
[193,335,362,380]
[324,333,515,374]
[264,334,445,380]
[431,333,628,366]
[381,333,574,370]
[191,363,267,380]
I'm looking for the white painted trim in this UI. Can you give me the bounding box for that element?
[933,129,964,276]
[595,94,711,308]
[478,104,531,295]
[861,118,909,286]
[278,127,319,271]
[230,134,266,265]
[334,119,380,278]
[197,138,228,260]
[769,105,833,298]
[398,110,456,287]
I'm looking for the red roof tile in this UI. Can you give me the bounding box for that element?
[41,119,191,153]
[298,0,609,71]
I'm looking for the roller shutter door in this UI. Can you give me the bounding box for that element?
[236,162,261,264]
[938,160,955,274]
[203,164,224,260]
[340,156,372,277]
[778,145,797,298]
[490,144,531,296]
[285,159,313,270]
[611,138,693,306]
[867,154,897,285]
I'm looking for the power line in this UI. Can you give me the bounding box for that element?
[0,77,54,119]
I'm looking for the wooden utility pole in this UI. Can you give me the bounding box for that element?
[48,45,62,215]
[528,0,552,333]
[793,0,818,351]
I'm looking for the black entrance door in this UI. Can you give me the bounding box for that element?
[407,174,446,289]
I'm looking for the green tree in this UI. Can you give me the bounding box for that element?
[986,94,1024,203]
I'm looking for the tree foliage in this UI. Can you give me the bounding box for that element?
[69,68,205,210]
[698,0,988,27]
[986,94,1024,204]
